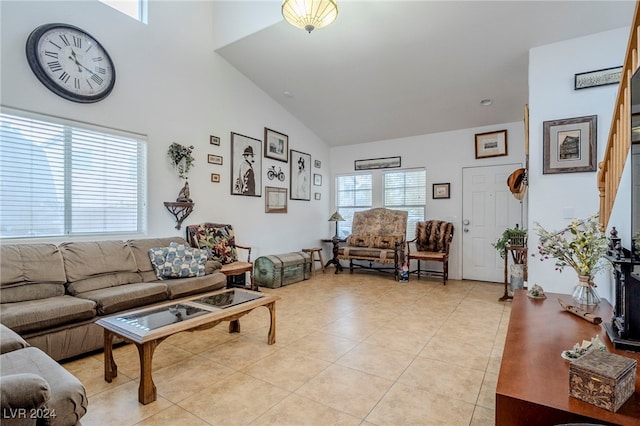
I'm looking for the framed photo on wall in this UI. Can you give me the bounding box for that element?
[264,128,288,163]
[230,132,262,197]
[290,150,311,201]
[433,183,450,199]
[543,115,597,174]
[475,130,508,159]
[265,186,287,213]
[207,154,223,165]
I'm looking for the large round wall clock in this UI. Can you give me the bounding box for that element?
[26,23,116,103]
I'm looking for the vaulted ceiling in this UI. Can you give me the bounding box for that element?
[214,1,634,146]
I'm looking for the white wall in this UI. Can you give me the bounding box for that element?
[528,27,630,302]
[329,121,526,280]
[0,1,331,258]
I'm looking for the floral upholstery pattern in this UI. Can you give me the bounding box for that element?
[186,223,238,264]
[338,208,408,279]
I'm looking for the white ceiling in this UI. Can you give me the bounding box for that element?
[215,1,635,146]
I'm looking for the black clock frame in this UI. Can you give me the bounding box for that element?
[25,23,116,103]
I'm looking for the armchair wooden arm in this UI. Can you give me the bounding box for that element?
[235,244,252,263]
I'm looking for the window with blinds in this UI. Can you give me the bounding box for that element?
[384,169,426,238]
[336,173,372,238]
[99,0,147,23]
[0,110,147,239]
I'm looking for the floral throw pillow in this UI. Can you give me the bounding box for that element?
[190,224,238,264]
[148,242,206,280]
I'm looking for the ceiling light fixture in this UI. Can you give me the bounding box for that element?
[282,0,338,33]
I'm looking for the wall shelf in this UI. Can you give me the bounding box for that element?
[163,202,194,230]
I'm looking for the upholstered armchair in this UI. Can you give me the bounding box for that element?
[186,223,256,290]
[406,220,454,285]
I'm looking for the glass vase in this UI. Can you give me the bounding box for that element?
[572,275,601,305]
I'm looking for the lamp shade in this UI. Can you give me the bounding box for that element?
[328,211,344,222]
[282,0,338,33]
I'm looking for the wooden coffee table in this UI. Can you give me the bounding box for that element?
[96,288,279,404]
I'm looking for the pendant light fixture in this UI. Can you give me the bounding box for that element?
[282,0,338,33]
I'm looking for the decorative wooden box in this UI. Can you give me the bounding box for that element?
[569,350,637,412]
[254,252,311,288]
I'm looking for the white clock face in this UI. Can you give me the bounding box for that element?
[26,24,116,103]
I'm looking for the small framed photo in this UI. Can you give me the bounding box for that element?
[314,159,321,168]
[313,174,322,186]
[543,115,597,174]
[433,183,450,199]
[475,130,508,159]
[314,192,321,200]
[210,173,220,183]
[264,128,288,163]
[207,154,223,165]
[210,135,220,146]
[265,186,287,213]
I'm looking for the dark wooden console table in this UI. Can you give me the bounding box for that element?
[496,290,640,425]
[322,238,345,274]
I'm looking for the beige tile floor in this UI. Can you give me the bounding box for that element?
[62,271,511,426]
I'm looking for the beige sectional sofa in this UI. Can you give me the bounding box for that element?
[0,237,227,361]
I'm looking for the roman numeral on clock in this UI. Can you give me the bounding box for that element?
[44,50,58,59]
[72,36,82,48]
[90,73,104,85]
[59,72,70,83]
[59,34,70,46]
[74,78,81,89]
[47,61,63,73]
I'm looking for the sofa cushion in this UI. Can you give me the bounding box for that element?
[1,347,87,426]
[0,244,67,303]
[127,237,187,282]
[74,282,168,315]
[346,234,372,247]
[415,220,454,252]
[164,273,227,299]
[60,241,141,295]
[0,325,29,354]
[371,234,404,249]
[0,296,96,335]
[0,373,50,411]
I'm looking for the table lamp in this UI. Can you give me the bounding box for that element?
[328,211,345,238]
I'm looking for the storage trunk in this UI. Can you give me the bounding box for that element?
[569,350,637,412]
[254,252,311,288]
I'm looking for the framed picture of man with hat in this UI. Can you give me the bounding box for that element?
[231,132,262,197]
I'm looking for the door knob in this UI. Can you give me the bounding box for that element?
[464,228,469,232]
[463,219,470,225]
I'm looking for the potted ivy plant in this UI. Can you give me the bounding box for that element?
[492,225,528,291]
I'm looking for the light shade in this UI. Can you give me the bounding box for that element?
[328,211,344,222]
[282,0,338,33]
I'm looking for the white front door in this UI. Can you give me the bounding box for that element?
[462,164,524,282]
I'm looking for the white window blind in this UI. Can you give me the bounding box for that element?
[336,173,372,238]
[99,0,148,23]
[384,169,426,239]
[0,110,147,239]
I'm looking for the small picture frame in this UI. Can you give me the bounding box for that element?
[433,183,450,199]
[475,130,508,159]
[207,154,223,165]
[265,186,287,213]
[314,159,321,168]
[210,135,220,146]
[314,192,321,200]
[210,173,220,183]
[313,174,322,186]
[543,115,597,174]
[264,128,288,163]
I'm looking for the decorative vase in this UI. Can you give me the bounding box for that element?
[509,263,525,292]
[572,275,601,305]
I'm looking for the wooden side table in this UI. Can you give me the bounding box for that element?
[322,238,345,274]
[499,246,527,301]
